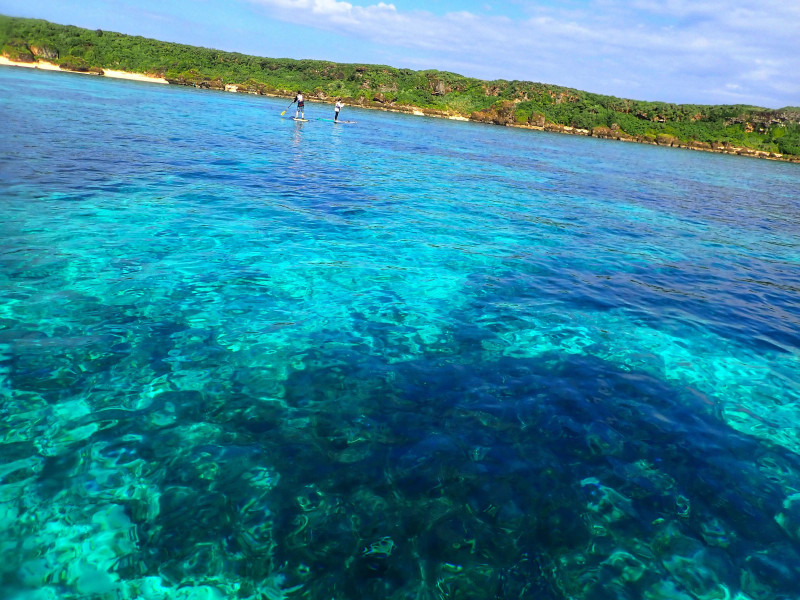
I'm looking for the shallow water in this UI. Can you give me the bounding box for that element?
[1,67,800,600]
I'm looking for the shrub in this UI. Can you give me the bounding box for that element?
[59,55,90,71]
[515,108,531,124]
[2,37,34,62]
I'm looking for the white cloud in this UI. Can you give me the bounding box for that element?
[245,0,800,106]
[261,0,399,27]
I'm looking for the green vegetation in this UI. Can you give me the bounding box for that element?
[2,14,799,159]
[2,36,34,62]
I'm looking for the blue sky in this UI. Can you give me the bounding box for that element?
[1,0,798,107]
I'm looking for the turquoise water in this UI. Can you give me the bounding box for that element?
[2,67,800,600]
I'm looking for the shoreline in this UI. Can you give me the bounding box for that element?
[2,57,797,164]
[0,56,168,83]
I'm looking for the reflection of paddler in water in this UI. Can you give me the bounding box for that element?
[292,116,303,151]
[292,90,305,119]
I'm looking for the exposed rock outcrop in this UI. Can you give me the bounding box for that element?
[656,134,680,146]
[430,77,449,96]
[533,113,547,127]
[197,78,224,90]
[30,44,58,60]
[470,100,517,126]
[591,126,615,139]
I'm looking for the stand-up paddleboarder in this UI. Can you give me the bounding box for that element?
[294,91,305,120]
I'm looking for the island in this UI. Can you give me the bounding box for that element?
[2,15,798,163]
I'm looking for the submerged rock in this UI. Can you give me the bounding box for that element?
[742,543,800,599]
[774,493,800,541]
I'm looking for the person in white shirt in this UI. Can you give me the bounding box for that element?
[334,99,343,122]
[293,91,305,119]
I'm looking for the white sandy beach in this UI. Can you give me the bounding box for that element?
[101,68,168,84]
[0,56,61,71]
[0,56,168,83]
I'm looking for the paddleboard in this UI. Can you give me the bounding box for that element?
[317,118,357,124]
[292,118,309,122]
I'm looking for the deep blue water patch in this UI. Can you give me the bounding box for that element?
[2,66,800,600]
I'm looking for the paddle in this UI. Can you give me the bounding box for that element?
[280,101,295,116]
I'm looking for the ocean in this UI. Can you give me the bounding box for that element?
[1,66,800,600]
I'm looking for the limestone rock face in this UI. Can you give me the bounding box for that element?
[197,78,224,90]
[430,79,449,96]
[544,122,567,133]
[591,126,616,139]
[656,134,679,146]
[530,112,546,127]
[30,44,58,60]
[470,100,516,126]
